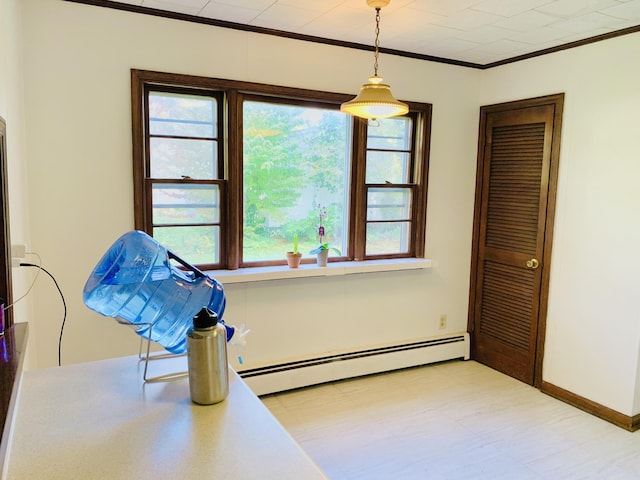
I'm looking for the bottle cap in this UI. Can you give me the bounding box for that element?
[193,307,218,329]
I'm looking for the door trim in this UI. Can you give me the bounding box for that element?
[467,93,564,388]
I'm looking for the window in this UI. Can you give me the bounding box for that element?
[365,117,415,256]
[242,98,351,264]
[145,89,223,266]
[132,70,431,270]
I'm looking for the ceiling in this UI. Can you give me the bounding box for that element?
[91,0,640,67]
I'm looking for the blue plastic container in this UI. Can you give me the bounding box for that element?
[82,230,231,354]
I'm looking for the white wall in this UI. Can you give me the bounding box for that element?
[19,0,479,373]
[0,0,35,369]
[479,33,640,416]
[18,0,640,418]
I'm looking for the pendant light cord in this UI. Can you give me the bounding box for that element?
[373,8,381,76]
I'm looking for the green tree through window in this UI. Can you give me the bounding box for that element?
[242,100,349,262]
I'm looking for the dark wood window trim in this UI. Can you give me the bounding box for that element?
[131,69,431,270]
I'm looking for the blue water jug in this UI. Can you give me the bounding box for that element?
[82,230,232,354]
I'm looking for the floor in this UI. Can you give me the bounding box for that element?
[261,360,640,480]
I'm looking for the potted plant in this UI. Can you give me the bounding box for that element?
[310,243,341,267]
[310,205,341,267]
[286,234,302,268]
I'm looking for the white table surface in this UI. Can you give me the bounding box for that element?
[5,354,327,479]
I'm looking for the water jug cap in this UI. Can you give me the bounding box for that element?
[193,307,218,329]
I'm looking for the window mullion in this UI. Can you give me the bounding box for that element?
[350,119,368,262]
[225,89,242,270]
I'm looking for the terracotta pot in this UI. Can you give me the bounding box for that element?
[316,249,329,267]
[286,252,302,268]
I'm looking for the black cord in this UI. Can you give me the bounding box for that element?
[20,262,67,367]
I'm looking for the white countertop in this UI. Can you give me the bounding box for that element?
[5,354,327,480]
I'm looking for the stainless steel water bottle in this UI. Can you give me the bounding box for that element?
[187,307,229,405]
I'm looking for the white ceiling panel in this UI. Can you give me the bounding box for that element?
[141,0,208,15]
[492,9,562,30]
[506,25,574,45]
[534,0,621,18]
[602,2,640,19]
[553,12,632,33]
[247,3,320,30]
[78,0,640,66]
[472,0,553,18]
[198,2,261,24]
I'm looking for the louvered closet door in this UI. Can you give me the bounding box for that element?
[472,104,555,385]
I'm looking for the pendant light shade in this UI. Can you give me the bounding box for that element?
[340,75,408,120]
[341,0,408,121]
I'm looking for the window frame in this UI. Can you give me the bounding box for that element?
[143,85,226,266]
[237,92,354,268]
[131,69,431,270]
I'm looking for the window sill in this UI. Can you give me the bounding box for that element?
[207,258,433,284]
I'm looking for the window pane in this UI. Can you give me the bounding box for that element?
[149,92,216,138]
[367,188,411,221]
[367,117,411,150]
[366,222,411,255]
[150,137,217,179]
[154,225,219,266]
[365,116,413,184]
[365,151,411,184]
[152,184,220,224]
[242,101,350,262]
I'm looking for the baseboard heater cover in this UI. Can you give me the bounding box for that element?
[239,333,470,396]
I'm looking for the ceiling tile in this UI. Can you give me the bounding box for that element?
[141,0,209,15]
[429,37,482,55]
[212,0,274,9]
[249,4,322,30]
[430,8,504,30]
[381,8,446,37]
[275,0,345,13]
[406,0,485,16]
[534,0,621,18]
[550,11,633,33]
[453,24,515,43]
[199,2,263,23]
[493,9,563,30]
[407,23,469,45]
[299,4,372,41]
[601,0,640,20]
[506,25,577,44]
[471,0,554,17]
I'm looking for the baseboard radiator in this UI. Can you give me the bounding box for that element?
[239,332,470,396]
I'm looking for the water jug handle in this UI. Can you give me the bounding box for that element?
[167,250,207,279]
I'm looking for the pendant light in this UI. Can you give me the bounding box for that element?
[340,0,408,121]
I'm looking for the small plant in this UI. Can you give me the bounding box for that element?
[286,233,302,268]
[310,243,341,255]
[310,204,341,256]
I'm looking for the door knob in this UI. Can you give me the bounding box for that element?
[526,258,539,269]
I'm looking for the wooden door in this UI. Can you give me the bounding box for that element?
[469,94,563,386]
